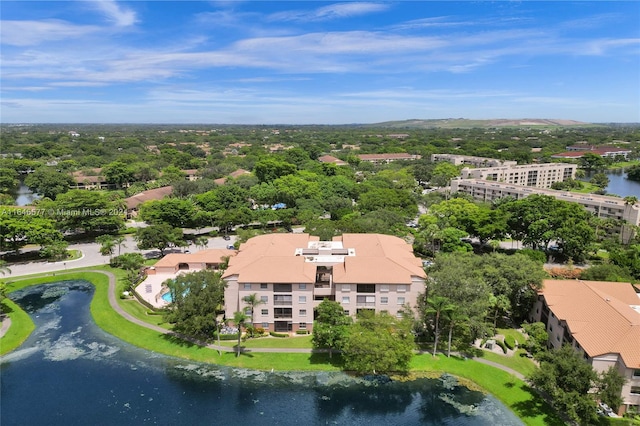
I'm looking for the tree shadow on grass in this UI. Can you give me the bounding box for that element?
[0,300,15,316]
[511,383,565,426]
[160,332,199,348]
[308,352,345,368]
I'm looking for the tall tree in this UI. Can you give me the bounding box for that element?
[232,311,248,357]
[342,311,414,374]
[425,296,455,356]
[242,293,265,326]
[312,299,353,358]
[597,366,626,413]
[135,224,183,256]
[24,167,73,199]
[163,270,226,339]
[528,345,598,425]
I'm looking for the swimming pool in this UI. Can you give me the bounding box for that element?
[161,292,172,303]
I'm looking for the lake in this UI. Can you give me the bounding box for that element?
[603,170,640,197]
[1,281,523,426]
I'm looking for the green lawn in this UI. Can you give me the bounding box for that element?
[217,334,314,349]
[477,349,537,377]
[497,328,527,345]
[0,298,35,355]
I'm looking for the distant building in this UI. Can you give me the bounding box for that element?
[551,146,632,159]
[460,163,577,189]
[451,179,640,227]
[124,186,173,217]
[213,169,251,186]
[357,153,421,164]
[431,154,517,168]
[222,233,426,333]
[70,169,113,190]
[318,155,347,166]
[530,279,640,415]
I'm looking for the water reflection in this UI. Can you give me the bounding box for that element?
[1,281,523,426]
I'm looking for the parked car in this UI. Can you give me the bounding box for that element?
[222,235,230,241]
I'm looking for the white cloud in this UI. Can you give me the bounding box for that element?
[90,0,137,27]
[269,2,389,22]
[0,20,99,46]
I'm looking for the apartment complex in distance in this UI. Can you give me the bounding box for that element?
[530,280,640,415]
[431,154,517,168]
[451,179,640,227]
[222,233,426,333]
[459,163,577,189]
[357,153,422,164]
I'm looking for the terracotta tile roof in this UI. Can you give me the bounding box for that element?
[357,153,421,161]
[318,155,347,165]
[540,279,640,368]
[214,169,251,185]
[154,249,236,268]
[333,234,426,284]
[124,186,173,210]
[223,233,426,285]
[223,233,318,283]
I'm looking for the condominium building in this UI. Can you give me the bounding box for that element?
[530,279,640,415]
[459,163,577,189]
[431,154,517,168]
[357,153,422,164]
[222,233,426,333]
[451,179,640,226]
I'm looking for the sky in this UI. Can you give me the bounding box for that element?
[1,1,639,124]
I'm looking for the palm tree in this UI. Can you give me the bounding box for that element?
[96,235,116,259]
[195,236,209,251]
[232,311,248,357]
[621,196,638,245]
[443,307,468,358]
[426,296,455,356]
[242,293,265,326]
[114,235,126,256]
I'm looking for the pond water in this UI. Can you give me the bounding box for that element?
[1,281,524,426]
[602,170,640,197]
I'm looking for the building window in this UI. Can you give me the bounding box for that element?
[299,323,307,329]
[260,296,268,303]
[342,296,350,304]
[261,309,268,316]
[396,312,404,318]
[397,297,405,305]
[633,369,640,378]
[343,310,350,315]
[260,283,268,289]
[379,284,389,293]
[299,309,307,317]
[262,322,269,328]
[381,297,388,305]
[243,283,251,290]
[397,285,407,293]
[299,295,306,303]
[274,284,292,292]
[357,284,375,293]
[342,284,351,292]
[299,284,307,290]
[631,386,640,395]
[274,295,291,305]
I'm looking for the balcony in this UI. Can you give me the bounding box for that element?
[314,285,333,297]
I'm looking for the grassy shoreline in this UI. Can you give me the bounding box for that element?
[1,268,564,426]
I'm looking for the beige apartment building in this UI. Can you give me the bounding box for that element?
[459,163,577,189]
[431,154,517,168]
[530,280,640,415]
[222,233,426,333]
[451,179,640,227]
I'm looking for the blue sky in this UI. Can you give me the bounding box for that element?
[1,1,639,124]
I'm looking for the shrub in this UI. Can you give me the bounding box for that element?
[495,339,508,354]
[269,331,288,338]
[254,327,266,336]
[296,330,309,335]
[504,335,516,350]
[213,333,239,341]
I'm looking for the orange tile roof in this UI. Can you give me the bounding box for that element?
[222,233,426,285]
[154,249,236,268]
[124,186,173,209]
[540,279,640,368]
